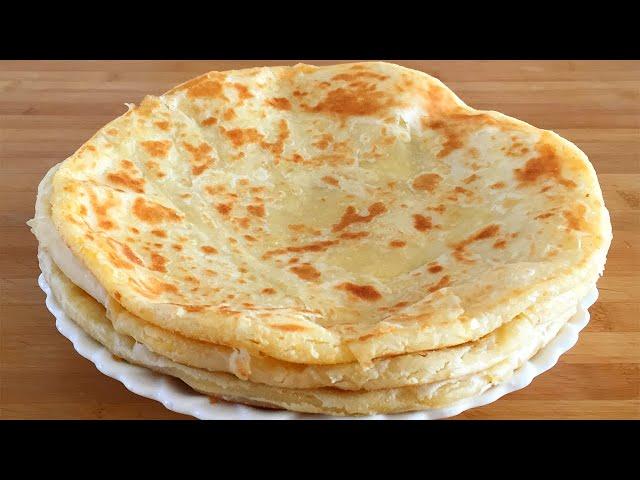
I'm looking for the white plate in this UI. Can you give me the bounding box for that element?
[38,273,597,420]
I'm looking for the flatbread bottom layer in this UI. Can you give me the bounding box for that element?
[36,237,594,392]
[41,246,586,415]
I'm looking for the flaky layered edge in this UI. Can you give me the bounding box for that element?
[39,244,585,415]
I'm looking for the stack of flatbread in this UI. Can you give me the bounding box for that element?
[29,62,612,415]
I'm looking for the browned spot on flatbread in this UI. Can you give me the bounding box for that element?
[223,108,236,121]
[263,240,339,259]
[106,171,145,193]
[412,214,432,232]
[357,330,389,342]
[290,263,321,281]
[412,173,442,192]
[154,121,170,131]
[140,140,171,158]
[287,153,305,164]
[305,153,354,167]
[322,175,339,186]
[132,198,181,224]
[389,240,406,248]
[424,119,464,158]
[493,239,507,249]
[259,119,289,156]
[469,224,500,242]
[288,224,320,235]
[183,142,214,176]
[332,202,386,232]
[65,214,81,226]
[491,182,506,189]
[108,251,132,269]
[427,275,451,293]
[262,288,276,295]
[312,133,333,150]
[236,217,250,229]
[183,305,205,312]
[269,323,307,332]
[201,117,218,126]
[453,224,501,262]
[186,79,226,99]
[136,97,160,117]
[88,190,118,230]
[77,144,97,156]
[419,94,512,157]
[205,184,226,195]
[232,83,253,102]
[515,141,577,189]
[267,97,292,110]
[129,277,179,299]
[150,252,168,272]
[216,203,232,216]
[223,127,263,148]
[428,264,443,273]
[151,229,167,238]
[122,244,143,266]
[563,204,588,231]
[145,160,159,171]
[338,282,382,301]
[340,231,369,240]
[463,173,479,184]
[428,204,446,214]
[247,204,265,217]
[448,186,473,202]
[504,141,529,157]
[200,246,218,254]
[302,82,397,117]
[332,70,389,83]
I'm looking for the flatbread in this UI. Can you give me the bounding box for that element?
[40,245,580,415]
[33,172,594,391]
[42,62,612,366]
[105,276,592,391]
[39,244,590,391]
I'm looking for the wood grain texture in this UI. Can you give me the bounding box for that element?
[1,60,638,420]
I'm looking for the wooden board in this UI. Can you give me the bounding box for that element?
[1,60,638,419]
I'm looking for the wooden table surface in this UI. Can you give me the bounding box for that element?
[1,60,638,419]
